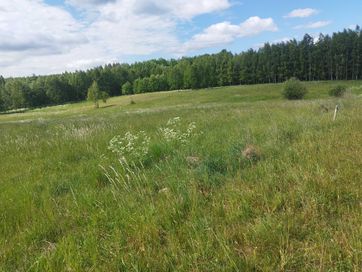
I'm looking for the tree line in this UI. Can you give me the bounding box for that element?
[1,27,362,111]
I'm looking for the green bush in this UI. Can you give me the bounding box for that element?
[282,78,307,100]
[329,85,346,97]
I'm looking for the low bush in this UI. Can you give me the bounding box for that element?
[282,78,307,100]
[329,85,347,97]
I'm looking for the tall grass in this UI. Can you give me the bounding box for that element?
[0,81,361,271]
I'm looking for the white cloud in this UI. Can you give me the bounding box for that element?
[67,0,231,19]
[0,0,235,77]
[0,0,86,53]
[66,0,115,6]
[182,16,278,52]
[285,8,318,18]
[167,0,231,19]
[0,0,90,76]
[294,20,332,29]
[0,0,266,77]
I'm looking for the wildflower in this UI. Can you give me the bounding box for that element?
[159,117,198,144]
[108,130,150,161]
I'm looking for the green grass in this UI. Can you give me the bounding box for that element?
[1,81,362,271]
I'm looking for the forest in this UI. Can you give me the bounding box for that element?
[1,27,361,111]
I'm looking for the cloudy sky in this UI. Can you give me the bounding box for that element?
[0,0,361,77]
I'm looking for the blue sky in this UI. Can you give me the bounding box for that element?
[0,0,361,77]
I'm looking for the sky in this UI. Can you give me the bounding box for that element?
[0,0,361,77]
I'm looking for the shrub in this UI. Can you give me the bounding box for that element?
[329,85,346,97]
[282,78,307,100]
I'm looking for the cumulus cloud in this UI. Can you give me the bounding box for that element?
[166,0,231,19]
[0,0,86,53]
[67,0,231,19]
[284,8,318,18]
[128,0,231,20]
[66,0,116,8]
[0,0,278,77]
[0,0,90,75]
[294,20,332,29]
[0,0,235,76]
[182,16,278,52]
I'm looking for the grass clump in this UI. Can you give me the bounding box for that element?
[329,85,347,97]
[203,155,227,175]
[282,77,307,100]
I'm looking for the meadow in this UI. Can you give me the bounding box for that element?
[0,81,362,271]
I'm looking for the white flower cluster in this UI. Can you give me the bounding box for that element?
[108,131,150,161]
[107,117,198,163]
[159,117,197,144]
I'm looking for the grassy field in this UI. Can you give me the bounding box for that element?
[1,81,362,271]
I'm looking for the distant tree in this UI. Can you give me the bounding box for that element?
[240,49,256,84]
[27,77,49,107]
[122,81,133,95]
[0,95,4,112]
[216,50,233,86]
[182,61,192,89]
[87,81,108,108]
[167,65,183,90]
[0,90,4,112]
[67,71,92,100]
[157,74,169,91]
[4,80,29,109]
[133,78,142,94]
[190,63,201,89]
[0,76,5,111]
[149,74,158,91]
[45,76,72,104]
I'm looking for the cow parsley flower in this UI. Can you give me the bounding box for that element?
[108,131,150,161]
[159,117,197,144]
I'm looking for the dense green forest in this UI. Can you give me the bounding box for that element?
[1,27,362,111]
